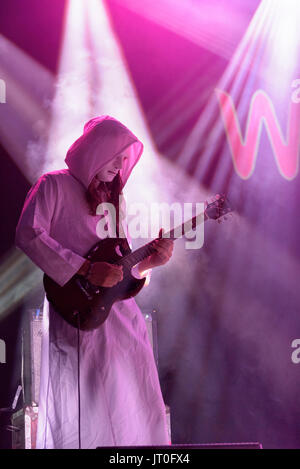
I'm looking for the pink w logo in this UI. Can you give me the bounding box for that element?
[215,89,300,180]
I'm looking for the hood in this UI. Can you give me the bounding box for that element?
[65,115,143,189]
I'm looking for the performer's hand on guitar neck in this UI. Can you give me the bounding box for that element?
[77,260,123,287]
[138,228,174,272]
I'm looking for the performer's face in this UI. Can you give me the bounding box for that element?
[95,154,128,182]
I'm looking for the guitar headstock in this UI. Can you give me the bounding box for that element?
[204,194,233,222]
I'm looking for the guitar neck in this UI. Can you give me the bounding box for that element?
[163,211,208,239]
[120,210,209,269]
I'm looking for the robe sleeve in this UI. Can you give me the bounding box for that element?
[15,174,86,287]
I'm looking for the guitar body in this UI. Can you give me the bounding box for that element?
[43,238,146,331]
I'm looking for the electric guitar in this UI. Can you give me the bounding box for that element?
[43,194,232,331]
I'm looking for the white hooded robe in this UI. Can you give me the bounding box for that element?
[15,116,170,449]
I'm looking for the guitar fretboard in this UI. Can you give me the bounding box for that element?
[119,211,208,269]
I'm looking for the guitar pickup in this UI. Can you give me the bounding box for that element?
[75,277,93,300]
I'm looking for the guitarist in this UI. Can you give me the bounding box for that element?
[15,116,173,449]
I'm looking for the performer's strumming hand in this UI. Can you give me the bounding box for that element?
[80,261,123,287]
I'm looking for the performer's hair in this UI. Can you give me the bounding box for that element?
[86,172,122,234]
